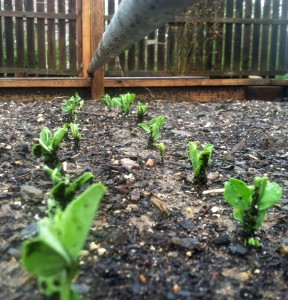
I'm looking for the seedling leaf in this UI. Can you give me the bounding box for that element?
[224,178,252,210]
[61,183,106,258]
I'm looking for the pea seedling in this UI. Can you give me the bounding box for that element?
[44,166,94,217]
[22,183,106,300]
[224,177,282,247]
[155,143,165,164]
[137,101,148,122]
[188,141,214,189]
[112,93,136,115]
[32,126,68,167]
[102,94,115,111]
[69,123,81,148]
[61,93,84,121]
[139,116,165,147]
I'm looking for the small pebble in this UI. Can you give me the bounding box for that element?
[186,251,193,258]
[89,242,100,252]
[211,206,219,213]
[172,284,181,293]
[6,145,12,150]
[97,248,107,256]
[145,158,155,168]
[37,116,45,123]
[15,161,22,166]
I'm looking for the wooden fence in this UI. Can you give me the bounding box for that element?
[0,0,287,79]
[0,0,81,77]
[105,0,288,78]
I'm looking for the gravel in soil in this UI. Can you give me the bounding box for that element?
[0,98,288,300]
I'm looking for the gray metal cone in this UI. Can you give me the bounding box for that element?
[88,0,195,74]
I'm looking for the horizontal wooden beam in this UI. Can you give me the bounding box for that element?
[0,11,77,20]
[0,78,91,88]
[104,77,288,87]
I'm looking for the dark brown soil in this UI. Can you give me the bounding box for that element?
[0,98,288,300]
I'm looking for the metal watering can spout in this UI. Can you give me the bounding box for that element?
[88,0,196,75]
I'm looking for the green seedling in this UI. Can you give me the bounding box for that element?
[188,141,214,189]
[155,143,165,164]
[44,167,94,217]
[69,123,81,148]
[61,93,84,121]
[32,126,68,167]
[139,116,165,147]
[137,101,148,122]
[102,94,115,111]
[112,93,136,115]
[224,177,282,247]
[22,183,106,300]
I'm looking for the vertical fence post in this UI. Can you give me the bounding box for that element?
[90,0,105,99]
[82,0,91,77]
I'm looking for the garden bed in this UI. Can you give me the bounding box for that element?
[0,98,288,300]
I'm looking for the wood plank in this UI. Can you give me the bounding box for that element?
[25,0,35,69]
[0,3,3,69]
[0,78,91,87]
[242,0,252,71]
[157,25,166,71]
[69,0,77,71]
[269,0,280,73]
[260,0,271,74]
[90,0,105,99]
[36,0,46,70]
[251,0,261,71]
[0,67,81,76]
[224,0,234,72]
[58,0,67,72]
[15,0,25,69]
[4,0,14,68]
[278,0,288,73]
[76,0,83,74]
[138,39,145,70]
[103,77,288,87]
[147,31,155,71]
[233,1,243,72]
[82,0,91,76]
[47,0,56,69]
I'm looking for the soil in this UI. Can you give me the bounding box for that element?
[0,98,288,300]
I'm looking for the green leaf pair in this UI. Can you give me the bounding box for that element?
[224,177,282,246]
[22,183,106,299]
[61,93,84,121]
[112,93,136,115]
[139,116,165,147]
[44,166,94,216]
[32,126,68,166]
[137,101,148,121]
[188,142,214,188]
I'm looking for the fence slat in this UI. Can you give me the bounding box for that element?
[269,0,280,73]
[25,0,35,69]
[138,39,145,70]
[157,25,166,71]
[4,0,14,68]
[233,1,243,72]
[251,0,261,71]
[242,0,252,72]
[47,0,56,69]
[69,0,77,71]
[36,0,46,70]
[15,0,24,69]
[224,0,234,72]
[279,0,288,73]
[147,31,155,71]
[260,0,271,75]
[0,0,3,69]
[58,0,66,71]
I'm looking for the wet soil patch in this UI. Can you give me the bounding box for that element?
[0,98,288,300]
